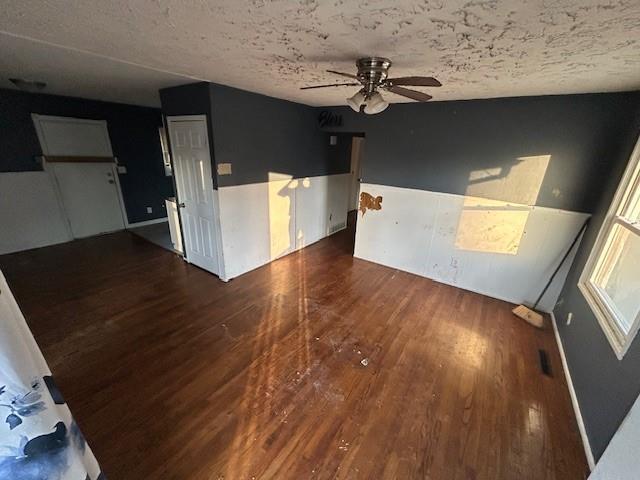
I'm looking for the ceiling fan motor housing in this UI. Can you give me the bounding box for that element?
[356,57,392,96]
[300,57,438,108]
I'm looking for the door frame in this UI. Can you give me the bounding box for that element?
[31,114,130,234]
[166,115,226,279]
[349,136,364,212]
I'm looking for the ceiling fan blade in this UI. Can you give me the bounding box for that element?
[300,82,360,90]
[388,76,442,87]
[327,69,359,80]
[387,86,433,102]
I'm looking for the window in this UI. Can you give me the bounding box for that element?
[580,135,640,359]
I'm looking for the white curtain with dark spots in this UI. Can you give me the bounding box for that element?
[0,270,104,480]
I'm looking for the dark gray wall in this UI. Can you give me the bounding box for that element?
[322,91,640,461]
[160,82,351,188]
[0,88,173,224]
[320,92,640,213]
[159,82,218,187]
[161,82,351,188]
[553,101,640,460]
[208,83,345,187]
[160,82,213,118]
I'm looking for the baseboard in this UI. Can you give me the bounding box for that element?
[126,217,168,228]
[550,311,596,470]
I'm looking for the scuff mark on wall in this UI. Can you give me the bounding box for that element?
[359,192,383,215]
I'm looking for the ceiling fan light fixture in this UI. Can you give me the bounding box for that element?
[346,91,366,112]
[363,92,389,115]
[302,57,441,112]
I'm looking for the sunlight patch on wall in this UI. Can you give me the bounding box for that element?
[268,172,295,260]
[296,177,312,249]
[456,155,551,255]
[465,155,551,206]
[455,196,530,255]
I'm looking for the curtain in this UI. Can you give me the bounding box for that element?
[0,270,104,480]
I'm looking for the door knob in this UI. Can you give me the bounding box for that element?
[108,180,115,184]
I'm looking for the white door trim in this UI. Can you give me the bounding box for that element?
[31,114,130,233]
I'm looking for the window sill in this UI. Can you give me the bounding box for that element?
[578,281,632,360]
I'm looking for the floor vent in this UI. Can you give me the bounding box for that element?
[538,349,552,376]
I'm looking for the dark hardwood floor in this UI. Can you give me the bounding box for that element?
[0,217,588,479]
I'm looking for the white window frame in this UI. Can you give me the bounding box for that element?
[579,133,640,360]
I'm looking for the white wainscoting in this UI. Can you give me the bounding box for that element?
[0,172,72,255]
[354,183,590,312]
[217,173,350,280]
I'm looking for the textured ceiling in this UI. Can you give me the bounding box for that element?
[0,33,191,107]
[1,0,639,107]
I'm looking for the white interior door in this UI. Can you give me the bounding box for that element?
[49,162,125,238]
[167,116,219,275]
[34,116,113,157]
[32,115,127,238]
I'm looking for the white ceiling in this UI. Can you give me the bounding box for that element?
[1,0,639,108]
[0,33,193,107]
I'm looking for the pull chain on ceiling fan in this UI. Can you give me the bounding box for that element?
[301,57,441,114]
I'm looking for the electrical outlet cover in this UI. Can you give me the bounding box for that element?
[217,163,232,175]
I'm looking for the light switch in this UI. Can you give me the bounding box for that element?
[217,163,232,175]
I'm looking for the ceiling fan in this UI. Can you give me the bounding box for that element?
[301,57,441,114]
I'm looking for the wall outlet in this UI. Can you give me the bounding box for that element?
[146,206,153,214]
[566,312,573,325]
[217,163,232,175]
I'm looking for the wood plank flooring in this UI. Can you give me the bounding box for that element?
[0,218,588,479]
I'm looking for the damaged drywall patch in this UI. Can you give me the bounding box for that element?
[359,192,383,215]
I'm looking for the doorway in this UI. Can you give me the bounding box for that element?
[349,136,364,212]
[347,135,365,253]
